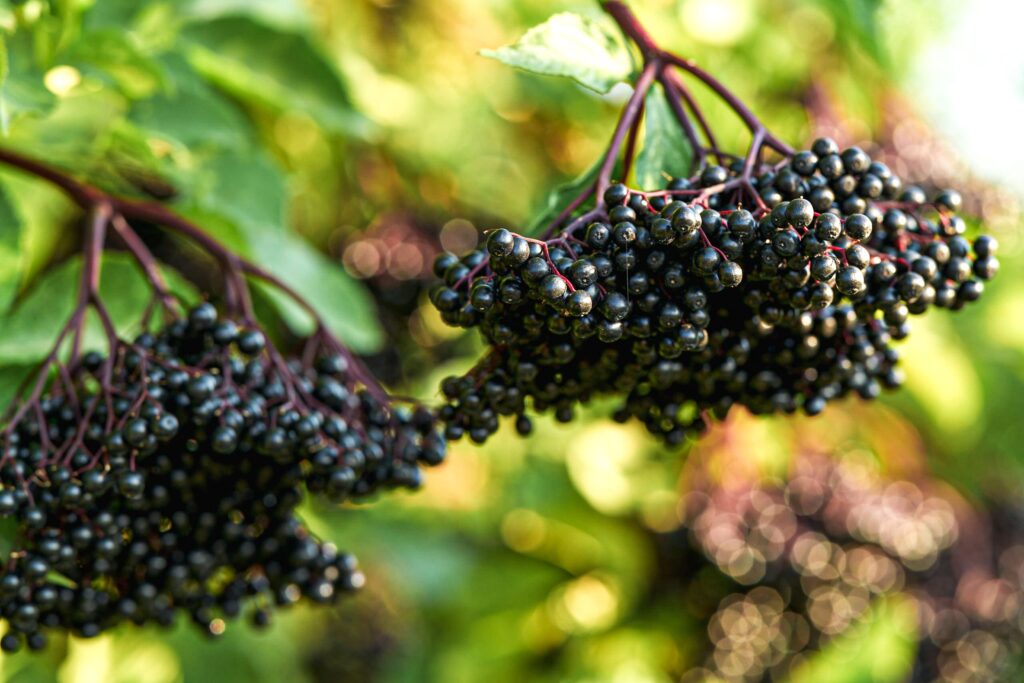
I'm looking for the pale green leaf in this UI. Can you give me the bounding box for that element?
[183,0,311,30]
[250,232,383,353]
[635,84,694,190]
[0,31,56,128]
[899,315,982,441]
[481,12,632,94]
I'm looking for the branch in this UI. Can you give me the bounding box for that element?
[0,145,393,404]
[596,59,659,201]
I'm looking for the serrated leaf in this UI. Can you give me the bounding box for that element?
[0,253,197,365]
[635,84,694,190]
[250,232,383,353]
[481,12,631,94]
[181,16,365,134]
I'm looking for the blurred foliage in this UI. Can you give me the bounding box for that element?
[0,0,1020,681]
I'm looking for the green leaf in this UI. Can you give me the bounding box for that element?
[0,364,32,410]
[0,514,17,561]
[0,180,25,311]
[189,149,287,238]
[0,31,57,129]
[0,253,197,365]
[182,0,311,30]
[0,169,75,286]
[181,16,365,134]
[66,28,168,99]
[635,84,694,190]
[44,571,77,589]
[820,0,889,67]
[789,595,917,683]
[527,155,603,235]
[249,232,383,353]
[481,12,632,94]
[0,33,9,91]
[130,55,252,150]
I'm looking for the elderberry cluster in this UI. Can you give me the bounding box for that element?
[431,138,997,444]
[0,303,445,651]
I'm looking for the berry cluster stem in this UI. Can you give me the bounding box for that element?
[0,146,394,426]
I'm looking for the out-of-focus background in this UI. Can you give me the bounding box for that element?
[0,0,1022,681]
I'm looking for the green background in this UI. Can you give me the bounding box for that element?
[0,0,1020,681]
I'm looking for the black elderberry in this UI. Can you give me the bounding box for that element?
[487,229,515,257]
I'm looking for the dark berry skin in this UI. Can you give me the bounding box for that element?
[719,261,743,287]
[840,146,870,174]
[487,229,515,257]
[117,471,145,499]
[433,252,459,278]
[785,198,814,228]
[586,223,611,248]
[693,248,722,275]
[791,151,818,175]
[540,274,568,301]
[817,154,843,179]
[811,137,840,157]
[601,292,630,322]
[896,273,926,302]
[188,302,218,330]
[843,214,873,242]
[604,183,629,205]
[973,235,998,258]
[814,213,842,242]
[771,229,801,258]
[846,245,870,270]
[237,330,266,355]
[836,267,867,296]
[934,189,963,212]
[565,290,593,316]
[810,254,838,281]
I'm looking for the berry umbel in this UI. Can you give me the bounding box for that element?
[0,152,446,649]
[431,2,997,446]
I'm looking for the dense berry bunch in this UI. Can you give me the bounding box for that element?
[666,456,1024,682]
[0,303,444,651]
[431,139,997,444]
